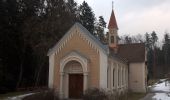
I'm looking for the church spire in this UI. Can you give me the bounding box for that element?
[108,3,118,50]
[108,9,118,29]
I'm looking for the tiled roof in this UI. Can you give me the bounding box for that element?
[117,43,146,62]
[108,10,118,29]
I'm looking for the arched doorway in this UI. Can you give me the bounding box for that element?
[64,60,83,99]
[59,51,88,99]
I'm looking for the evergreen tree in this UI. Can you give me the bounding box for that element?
[151,31,158,48]
[162,33,170,73]
[0,0,23,91]
[145,33,152,50]
[145,33,153,78]
[151,31,158,78]
[22,0,78,86]
[78,1,95,34]
[0,0,79,91]
[95,16,106,43]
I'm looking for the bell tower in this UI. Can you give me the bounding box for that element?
[108,7,118,49]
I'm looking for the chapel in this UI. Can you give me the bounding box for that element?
[47,7,147,99]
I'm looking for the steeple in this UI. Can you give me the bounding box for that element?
[108,6,118,50]
[108,10,118,29]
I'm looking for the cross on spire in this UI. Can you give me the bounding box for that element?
[112,1,114,9]
[108,1,118,29]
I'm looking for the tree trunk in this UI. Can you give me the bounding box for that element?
[153,48,156,78]
[16,61,23,89]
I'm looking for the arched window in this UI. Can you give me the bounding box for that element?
[123,68,124,85]
[119,68,121,86]
[124,68,125,85]
[118,68,120,86]
[111,36,114,43]
[113,69,115,87]
[107,67,109,88]
[122,69,123,85]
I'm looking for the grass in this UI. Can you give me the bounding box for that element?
[0,91,31,99]
[127,92,146,100]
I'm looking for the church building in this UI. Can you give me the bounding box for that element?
[47,8,147,99]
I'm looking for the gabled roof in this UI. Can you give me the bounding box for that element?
[117,43,146,62]
[108,10,118,29]
[47,22,108,56]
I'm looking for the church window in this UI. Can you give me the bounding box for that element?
[122,69,124,85]
[107,67,109,88]
[118,69,120,86]
[111,36,114,43]
[113,69,115,87]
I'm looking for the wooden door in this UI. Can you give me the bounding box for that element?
[69,74,83,98]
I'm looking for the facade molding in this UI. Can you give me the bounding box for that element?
[59,51,89,98]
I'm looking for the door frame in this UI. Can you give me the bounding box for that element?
[59,52,89,99]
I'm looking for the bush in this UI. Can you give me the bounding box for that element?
[83,88,108,100]
[23,89,59,100]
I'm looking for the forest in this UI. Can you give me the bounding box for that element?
[0,0,170,93]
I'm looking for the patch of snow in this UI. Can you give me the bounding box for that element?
[152,93,170,100]
[148,86,152,88]
[150,80,170,93]
[4,93,35,100]
[141,79,170,100]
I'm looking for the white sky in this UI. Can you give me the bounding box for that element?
[76,0,170,40]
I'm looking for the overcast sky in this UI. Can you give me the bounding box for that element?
[76,0,170,40]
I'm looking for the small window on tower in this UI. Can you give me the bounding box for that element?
[111,36,114,43]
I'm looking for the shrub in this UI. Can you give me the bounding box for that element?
[83,88,108,100]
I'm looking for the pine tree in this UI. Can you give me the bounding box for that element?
[144,33,153,78]
[0,0,79,91]
[95,16,106,43]
[22,0,78,86]
[78,1,95,34]
[151,31,158,48]
[151,31,158,78]
[145,33,152,50]
[163,33,170,74]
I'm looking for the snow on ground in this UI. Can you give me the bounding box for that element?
[142,79,170,100]
[150,80,170,92]
[152,93,170,100]
[150,79,170,93]
[3,93,35,100]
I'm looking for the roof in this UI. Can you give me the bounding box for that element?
[47,22,108,56]
[108,10,118,29]
[77,23,108,53]
[117,43,146,62]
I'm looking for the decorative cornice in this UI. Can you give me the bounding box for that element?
[47,23,107,56]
